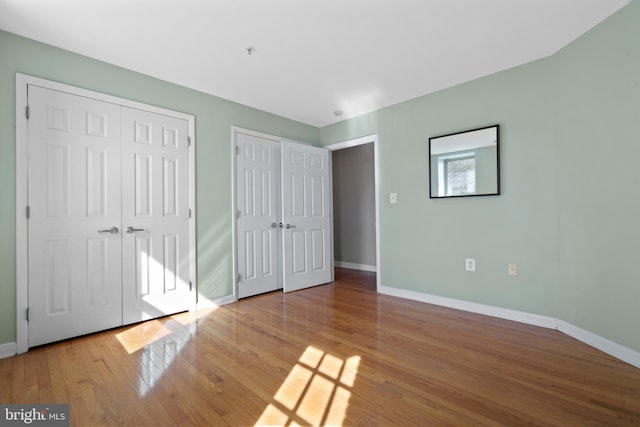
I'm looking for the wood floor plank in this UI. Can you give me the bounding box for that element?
[1,268,640,426]
[9,354,25,404]
[22,351,40,404]
[44,347,69,405]
[0,357,12,403]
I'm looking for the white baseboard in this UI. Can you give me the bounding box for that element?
[557,320,640,369]
[0,342,17,359]
[378,285,640,369]
[334,261,377,273]
[379,286,557,329]
[196,294,235,311]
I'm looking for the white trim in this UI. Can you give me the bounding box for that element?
[233,126,282,143]
[379,285,640,369]
[325,134,381,292]
[379,286,557,329]
[16,74,29,355]
[15,74,197,354]
[282,137,312,146]
[557,321,640,369]
[231,128,238,302]
[188,115,197,312]
[0,342,17,359]
[18,74,196,121]
[334,261,377,273]
[327,149,336,283]
[326,134,376,151]
[196,294,236,311]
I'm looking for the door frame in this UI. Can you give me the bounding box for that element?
[326,134,381,291]
[15,74,197,354]
[231,127,283,301]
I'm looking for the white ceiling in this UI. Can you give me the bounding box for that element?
[0,0,628,127]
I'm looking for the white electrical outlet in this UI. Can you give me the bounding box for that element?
[465,258,476,272]
[508,263,518,277]
[390,193,398,204]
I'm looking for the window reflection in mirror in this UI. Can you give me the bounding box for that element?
[429,125,500,198]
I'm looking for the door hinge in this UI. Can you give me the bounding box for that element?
[189,208,192,218]
[26,206,30,219]
[187,136,191,147]
[26,308,29,321]
[236,145,240,155]
[189,281,193,291]
[26,105,30,120]
[236,209,240,218]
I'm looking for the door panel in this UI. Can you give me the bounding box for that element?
[282,141,332,292]
[87,238,108,305]
[28,85,123,347]
[86,147,108,217]
[311,229,326,271]
[236,132,281,298]
[121,107,191,324]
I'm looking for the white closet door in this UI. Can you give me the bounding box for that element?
[27,85,123,347]
[281,141,332,292]
[121,107,192,324]
[235,132,281,298]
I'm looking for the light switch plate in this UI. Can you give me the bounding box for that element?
[390,193,398,204]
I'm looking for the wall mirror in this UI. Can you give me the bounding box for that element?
[429,124,500,198]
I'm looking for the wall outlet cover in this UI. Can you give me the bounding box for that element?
[465,258,476,272]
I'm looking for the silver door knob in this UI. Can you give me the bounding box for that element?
[285,224,296,229]
[126,226,145,234]
[269,222,277,228]
[98,226,119,234]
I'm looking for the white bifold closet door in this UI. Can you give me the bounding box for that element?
[121,107,191,325]
[28,86,123,346]
[235,131,332,299]
[27,86,191,348]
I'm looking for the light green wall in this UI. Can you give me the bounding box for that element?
[0,30,318,345]
[320,1,640,352]
[553,2,640,349]
[321,58,558,316]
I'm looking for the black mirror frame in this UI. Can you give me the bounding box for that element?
[428,124,500,199]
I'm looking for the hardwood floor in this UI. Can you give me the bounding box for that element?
[2,268,640,426]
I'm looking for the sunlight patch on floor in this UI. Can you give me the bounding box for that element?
[115,308,214,354]
[256,346,361,426]
[135,327,192,397]
[115,320,174,355]
[114,309,215,397]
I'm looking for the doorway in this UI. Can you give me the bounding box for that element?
[327,134,380,288]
